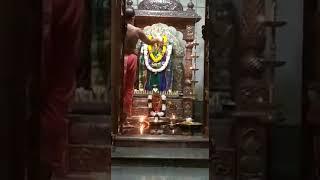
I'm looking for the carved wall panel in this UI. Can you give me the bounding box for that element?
[166,99,184,117]
[240,0,265,49]
[131,107,149,116]
[206,1,238,179]
[207,2,236,115]
[236,79,269,111]
[236,121,266,180]
[183,29,195,119]
[236,0,268,112]
[131,97,184,117]
[172,57,184,92]
[184,25,195,41]
[131,4,200,120]
[138,0,183,11]
[211,148,236,178]
[183,100,193,118]
[133,98,148,107]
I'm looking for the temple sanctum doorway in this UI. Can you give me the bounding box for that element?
[114,0,209,140]
[65,0,287,179]
[110,0,210,170]
[68,0,210,178]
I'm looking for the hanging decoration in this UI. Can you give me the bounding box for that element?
[139,33,174,91]
[136,23,186,93]
[147,35,168,63]
[143,35,173,74]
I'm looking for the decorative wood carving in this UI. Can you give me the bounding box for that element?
[131,107,149,116]
[183,40,195,118]
[166,99,184,117]
[134,0,200,30]
[132,98,148,107]
[212,148,235,177]
[134,11,200,30]
[138,0,183,11]
[132,0,201,121]
[236,0,268,111]
[131,97,184,117]
[233,0,286,178]
[236,121,266,180]
[207,1,237,178]
[240,0,265,49]
[240,50,264,78]
[184,25,195,42]
[183,100,193,117]
[236,79,269,111]
[208,2,236,115]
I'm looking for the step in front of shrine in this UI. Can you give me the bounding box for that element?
[67,114,209,172]
[111,146,209,168]
[112,135,209,168]
[114,135,208,148]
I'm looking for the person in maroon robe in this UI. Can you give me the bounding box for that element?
[40,0,84,178]
[123,8,162,119]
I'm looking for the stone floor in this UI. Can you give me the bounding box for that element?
[111,166,209,180]
[53,166,209,180]
[112,147,209,159]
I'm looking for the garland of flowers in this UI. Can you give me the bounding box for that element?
[143,43,172,74]
[147,35,168,63]
[148,93,166,117]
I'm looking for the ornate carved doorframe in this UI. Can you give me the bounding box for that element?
[111,0,126,135]
[206,0,287,179]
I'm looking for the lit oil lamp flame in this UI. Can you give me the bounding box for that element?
[140,124,144,135]
[139,116,148,135]
[172,114,176,119]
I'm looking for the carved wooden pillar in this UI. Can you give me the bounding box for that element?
[234,117,268,180]
[202,0,209,137]
[111,0,124,134]
[183,25,195,118]
[234,0,268,180]
[234,0,287,178]
[315,14,320,81]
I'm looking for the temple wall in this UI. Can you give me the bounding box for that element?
[131,0,206,100]
[271,0,303,179]
[274,0,303,126]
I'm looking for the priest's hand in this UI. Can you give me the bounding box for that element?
[156,38,164,46]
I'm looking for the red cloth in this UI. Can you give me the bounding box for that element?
[123,54,138,116]
[41,0,84,174]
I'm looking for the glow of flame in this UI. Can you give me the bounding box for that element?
[172,114,176,119]
[140,124,144,135]
[139,116,146,123]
